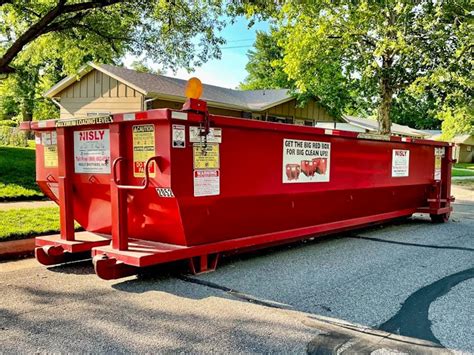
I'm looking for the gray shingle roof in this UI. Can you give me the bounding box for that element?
[99,64,291,111]
[343,115,428,137]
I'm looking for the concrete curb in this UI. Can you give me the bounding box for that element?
[302,315,449,354]
[0,238,35,260]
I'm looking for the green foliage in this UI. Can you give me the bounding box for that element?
[439,106,473,140]
[253,1,473,133]
[0,145,43,201]
[0,120,17,127]
[0,126,28,147]
[240,29,291,90]
[1,1,228,73]
[390,93,440,130]
[0,206,80,241]
[130,60,162,75]
[1,0,231,121]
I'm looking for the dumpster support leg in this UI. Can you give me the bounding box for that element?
[57,127,75,241]
[110,124,129,251]
[189,254,220,274]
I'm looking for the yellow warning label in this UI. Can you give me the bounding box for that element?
[132,124,156,178]
[193,144,219,169]
[435,155,442,169]
[44,145,58,167]
[42,132,58,168]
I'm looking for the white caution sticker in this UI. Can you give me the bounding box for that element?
[194,169,220,197]
[74,129,111,174]
[172,124,185,148]
[434,147,444,180]
[189,127,222,143]
[392,149,410,177]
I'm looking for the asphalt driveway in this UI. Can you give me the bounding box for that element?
[1,185,472,353]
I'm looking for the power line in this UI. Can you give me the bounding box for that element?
[221,45,253,49]
[225,38,255,43]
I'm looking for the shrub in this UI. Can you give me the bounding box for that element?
[0,120,17,127]
[0,126,28,147]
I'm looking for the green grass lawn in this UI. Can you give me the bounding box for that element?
[0,145,44,201]
[452,168,474,177]
[454,163,474,170]
[0,206,81,241]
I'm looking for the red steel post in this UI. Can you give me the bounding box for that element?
[443,144,454,208]
[110,124,129,251]
[56,127,75,241]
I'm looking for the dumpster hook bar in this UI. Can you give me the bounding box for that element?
[112,156,161,190]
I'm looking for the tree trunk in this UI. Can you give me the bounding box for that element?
[20,101,32,122]
[378,75,393,135]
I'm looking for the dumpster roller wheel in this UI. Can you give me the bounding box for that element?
[35,246,67,266]
[35,245,93,266]
[430,212,450,223]
[93,254,138,280]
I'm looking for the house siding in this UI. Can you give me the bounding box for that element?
[53,69,335,123]
[56,70,144,119]
[455,144,474,163]
[258,99,334,122]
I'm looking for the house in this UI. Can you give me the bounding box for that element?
[315,115,428,138]
[44,63,336,124]
[420,130,442,139]
[452,134,474,163]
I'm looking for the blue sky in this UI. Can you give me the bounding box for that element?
[124,17,269,89]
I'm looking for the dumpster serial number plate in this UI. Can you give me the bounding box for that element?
[74,129,111,174]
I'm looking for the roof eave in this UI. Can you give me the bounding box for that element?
[147,92,251,111]
[250,95,294,111]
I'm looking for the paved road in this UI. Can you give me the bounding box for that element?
[0,185,472,353]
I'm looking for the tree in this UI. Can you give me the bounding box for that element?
[130,60,162,75]
[390,93,440,130]
[239,29,291,90]
[0,1,228,75]
[0,0,230,121]
[265,1,472,134]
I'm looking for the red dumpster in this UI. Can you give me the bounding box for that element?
[21,93,454,279]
